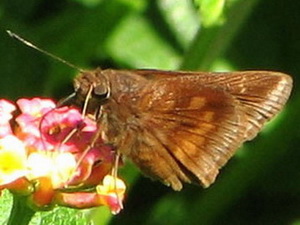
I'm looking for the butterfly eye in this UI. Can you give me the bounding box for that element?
[93,84,109,99]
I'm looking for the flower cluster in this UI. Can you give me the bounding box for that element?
[0,98,125,214]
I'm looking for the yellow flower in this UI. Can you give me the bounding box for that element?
[96,175,126,214]
[26,152,77,189]
[0,135,27,185]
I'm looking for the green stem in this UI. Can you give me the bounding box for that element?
[180,0,260,71]
[7,195,35,225]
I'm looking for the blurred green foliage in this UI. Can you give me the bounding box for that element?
[0,0,299,224]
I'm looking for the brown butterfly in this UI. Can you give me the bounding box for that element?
[72,69,293,190]
[6,30,293,190]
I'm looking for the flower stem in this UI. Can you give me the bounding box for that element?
[7,195,35,225]
[180,0,260,71]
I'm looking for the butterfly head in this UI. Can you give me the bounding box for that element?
[58,69,111,117]
[74,69,110,98]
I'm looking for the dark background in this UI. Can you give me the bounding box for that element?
[0,0,299,224]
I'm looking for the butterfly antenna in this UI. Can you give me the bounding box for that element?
[6,30,84,73]
[56,92,78,107]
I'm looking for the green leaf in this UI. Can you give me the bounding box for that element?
[157,0,200,48]
[194,0,225,27]
[70,0,104,7]
[29,207,88,225]
[105,14,180,70]
[0,191,13,224]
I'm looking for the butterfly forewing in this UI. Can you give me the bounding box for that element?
[74,69,292,190]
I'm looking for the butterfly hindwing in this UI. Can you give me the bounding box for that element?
[104,71,248,190]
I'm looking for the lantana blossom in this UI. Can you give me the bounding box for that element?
[0,97,125,213]
[0,135,27,185]
[0,99,16,137]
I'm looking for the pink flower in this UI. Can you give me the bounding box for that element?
[55,175,126,214]
[0,99,16,115]
[0,97,126,213]
[0,99,16,137]
[17,98,56,116]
